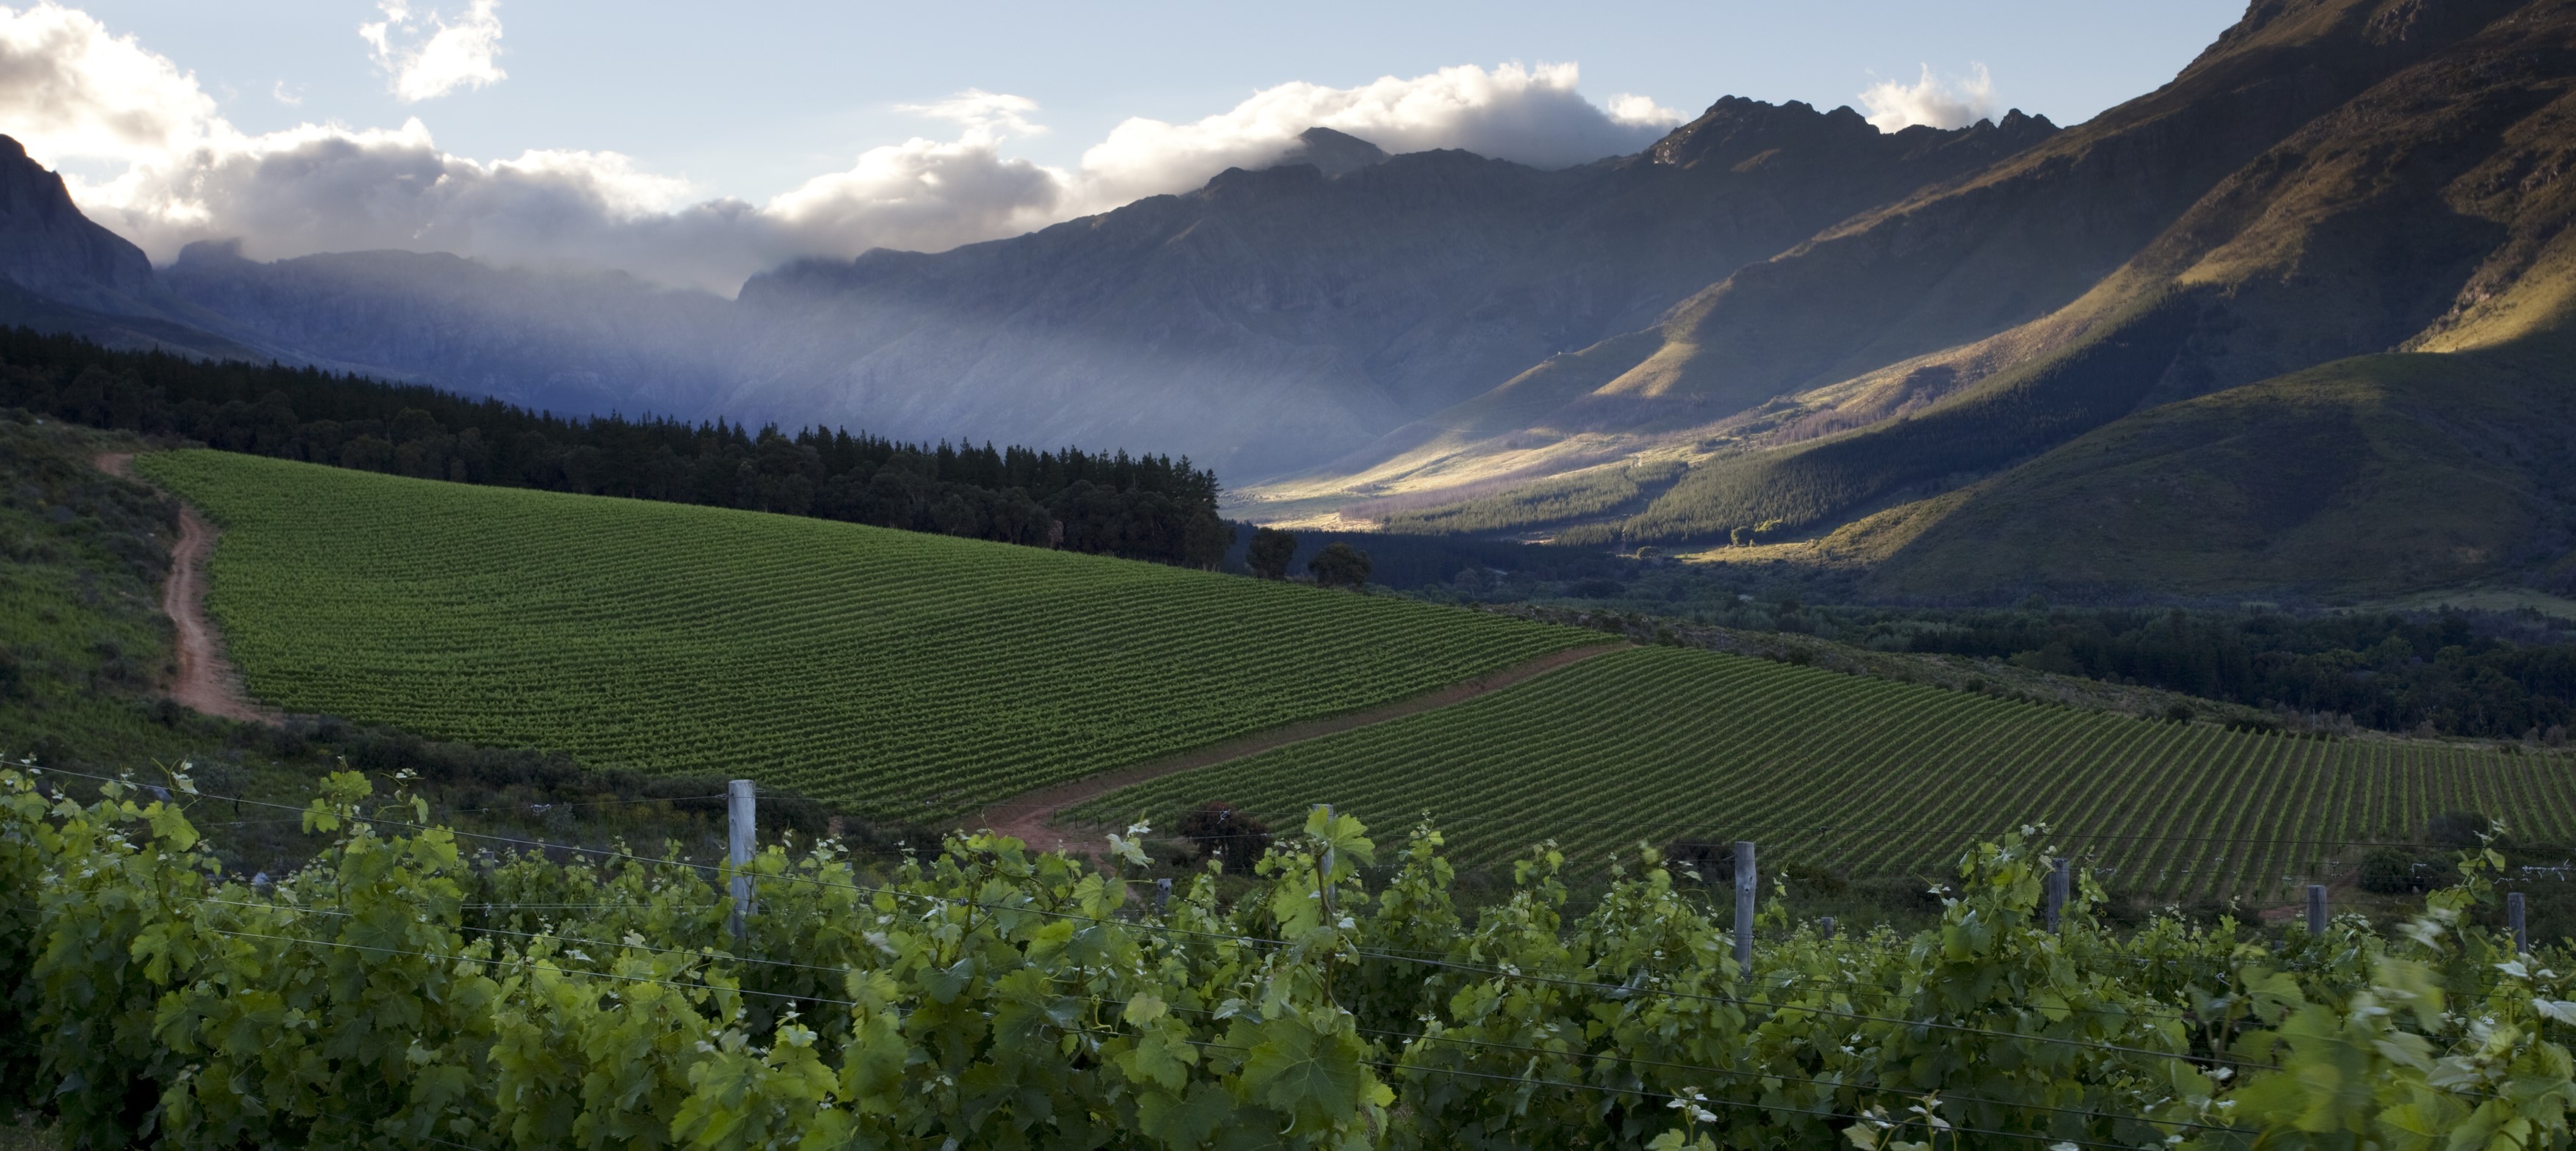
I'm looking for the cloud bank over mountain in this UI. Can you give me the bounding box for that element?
[1856,63,2000,131]
[1,1,1915,294]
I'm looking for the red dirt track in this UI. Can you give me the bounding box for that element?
[94,452,276,725]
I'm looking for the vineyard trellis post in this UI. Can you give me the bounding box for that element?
[1315,804,1336,921]
[2044,857,2069,932]
[2511,890,2528,954]
[728,779,756,940]
[2307,885,2327,935]
[1155,877,1171,913]
[1733,841,1755,972]
[1819,916,1836,941]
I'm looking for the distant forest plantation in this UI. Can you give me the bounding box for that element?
[0,328,1232,567]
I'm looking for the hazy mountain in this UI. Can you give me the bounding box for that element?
[1281,0,2576,600]
[720,104,2055,476]
[159,242,741,418]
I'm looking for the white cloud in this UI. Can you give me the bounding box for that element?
[898,88,1046,139]
[1072,62,1681,210]
[1858,63,1998,132]
[5,4,1686,294]
[0,2,212,164]
[1604,93,1684,127]
[271,80,303,106]
[361,0,504,103]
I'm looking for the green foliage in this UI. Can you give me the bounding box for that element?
[2361,848,2425,895]
[1247,527,1298,580]
[134,450,1586,818]
[1307,543,1372,591]
[1082,645,2555,898]
[16,763,2576,1150]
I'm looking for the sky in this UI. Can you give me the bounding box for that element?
[4,1,2246,294]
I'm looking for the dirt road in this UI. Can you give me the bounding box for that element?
[974,641,1625,852]
[94,453,276,725]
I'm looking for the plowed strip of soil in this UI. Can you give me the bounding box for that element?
[94,452,277,725]
[977,641,1625,852]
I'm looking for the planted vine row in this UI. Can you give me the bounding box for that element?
[134,451,1586,817]
[1082,646,2572,897]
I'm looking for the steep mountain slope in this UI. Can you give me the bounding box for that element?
[723,104,2055,476]
[1285,0,2576,608]
[6,109,2054,478]
[1263,0,2525,512]
[1842,332,2576,598]
[1604,0,2576,554]
[160,243,741,418]
[0,136,261,359]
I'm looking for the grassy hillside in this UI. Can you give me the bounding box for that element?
[0,418,182,766]
[1846,338,2576,598]
[1077,645,2567,898]
[136,450,1588,815]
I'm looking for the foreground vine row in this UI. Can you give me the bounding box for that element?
[6,763,2575,1150]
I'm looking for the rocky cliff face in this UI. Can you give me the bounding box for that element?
[0,135,155,311]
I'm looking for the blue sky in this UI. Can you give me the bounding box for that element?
[68,1,2242,198]
[7,1,2248,290]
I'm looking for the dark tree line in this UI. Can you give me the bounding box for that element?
[1786,603,2576,741]
[0,327,1232,567]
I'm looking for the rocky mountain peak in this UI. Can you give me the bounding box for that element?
[0,134,156,305]
[1265,126,1391,177]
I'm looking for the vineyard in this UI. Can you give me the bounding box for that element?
[131,450,1586,816]
[1079,646,2572,898]
[8,763,2576,1151]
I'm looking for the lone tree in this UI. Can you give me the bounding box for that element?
[1176,802,1272,870]
[1309,542,1372,591]
[1247,527,1297,579]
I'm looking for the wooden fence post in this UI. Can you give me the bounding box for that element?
[2307,885,2327,935]
[2511,890,2528,955]
[728,779,756,940]
[1819,916,1836,941]
[1734,841,1756,973]
[1156,877,1172,914]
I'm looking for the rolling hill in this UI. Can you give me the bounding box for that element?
[133,449,1588,816]
[119,445,2572,898]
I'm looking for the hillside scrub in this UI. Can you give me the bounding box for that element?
[10,764,2576,1150]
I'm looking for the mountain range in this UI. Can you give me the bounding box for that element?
[4,0,2572,602]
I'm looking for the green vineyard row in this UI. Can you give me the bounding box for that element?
[135,451,1588,816]
[1080,645,2569,897]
